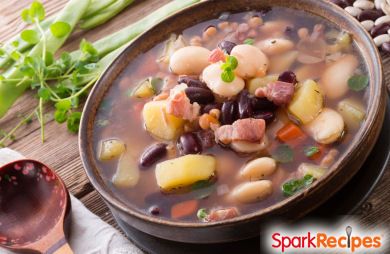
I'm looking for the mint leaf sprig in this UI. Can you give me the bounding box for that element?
[220,55,238,83]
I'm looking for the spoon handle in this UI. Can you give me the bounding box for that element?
[52,243,73,254]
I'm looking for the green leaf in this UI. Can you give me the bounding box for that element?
[55,100,72,111]
[80,39,98,56]
[45,51,54,66]
[11,41,19,47]
[10,51,21,61]
[197,208,208,220]
[0,49,5,57]
[282,174,315,196]
[21,29,40,44]
[67,112,81,133]
[221,69,235,83]
[50,21,71,38]
[21,9,32,23]
[244,38,254,45]
[38,87,51,101]
[348,75,369,92]
[304,146,320,158]
[272,144,294,163]
[29,1,45,21]
[226,55,238,70]
[54,109,68,123]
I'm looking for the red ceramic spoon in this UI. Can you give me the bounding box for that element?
[0,159,73,254]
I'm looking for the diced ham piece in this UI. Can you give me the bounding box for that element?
[255,81,294,106]
[166,85,200,121]
[215,118,266,145]
[208,48,226,63]
[206,207,239,222]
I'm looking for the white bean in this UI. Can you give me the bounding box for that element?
[374,33,390,46]
[230,44,269,79]
[230,180,273,203]
[345,6,362,17]
[354,0,375,10]
[256,38,295,56]
[230,135,269,154]
[240,157,277,181]
[305,108,345,144]
[169,46,211,75]
[381,2,390,15]
[320,54,359,99]
[375,15,390,25]
[375,0,386,10]
[202,63,245,97]
[361,20,375,31]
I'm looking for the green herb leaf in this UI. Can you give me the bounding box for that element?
[10,51,21,61]
[11,41,19,48]
[226,55,238,70]
[55,100,72,111]
[21,9,32,23]
[67,112,81,133]
[54,109,68,123]
[272,144,294,163]
[348,75,369,92]
[0,49,5,57]
[197,208,208,220]
[244,38,254,45]
[282,174,315,196]
[50,21,71,38]
[221,69,235,83]
[38,87,51,101]
[21,29,40,44]
[304,146,320,158]
[29,1,45,22]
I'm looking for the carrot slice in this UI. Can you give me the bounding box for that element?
[171,200,199,219]
[276,123,305,142]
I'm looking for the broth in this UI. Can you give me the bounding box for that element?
[93,8,369,222]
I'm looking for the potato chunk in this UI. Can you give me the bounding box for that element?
[98,139,126,161]
[142,100,185,140]
[155,155,216,190]
[112,152,140,188]
[288,79,323,124]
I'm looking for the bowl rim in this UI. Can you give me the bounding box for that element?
[79,0,385,229]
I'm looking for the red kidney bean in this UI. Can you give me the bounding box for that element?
[139,143,167,168]
[251,97,277,111]
[381,41,390,53]
[358,9,384,22]
[371,23,390,38]
[201,102,222,114]
[238,90,254,119]
[149,205,160,215]
[218,40,237,54]
[253,111,275,124]
[278,71,297,84]
[221,100,238,125]
[177,133,202,155]
[185,87,214,104]
[178,76,208,89]
[194,130,215,149]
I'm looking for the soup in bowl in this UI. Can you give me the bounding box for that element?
[79,0,385,243]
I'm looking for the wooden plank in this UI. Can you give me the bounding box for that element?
[0,0,389,233]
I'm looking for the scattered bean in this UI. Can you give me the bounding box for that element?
[203,25,217,38]
[199,113,219,130]
[251,97,276,111]
[374,33,390,45]
[169,46,211,75]
[371,22,390,37]
[194,129,215,149]
[361,20,375,30]
[238,90,254,119]
[345,6,362,17]
[185,87,214,104]
[358,9,384,21]
[354,0,375,10]
[381,41,390,52]
[218,40,237,54]
[139,143,167,168]
[230,180,273,203]
[221,100,238,125]
[201,102,222,114]
[382,2,390,16]
[190,36,202,46]
[218,21,229,30]
[375,15,390,25]
[297,27,309,39]
[177,133,202,155]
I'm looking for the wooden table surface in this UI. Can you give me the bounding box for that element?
[0,0,389,236]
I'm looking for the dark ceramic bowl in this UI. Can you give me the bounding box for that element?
[79,0,387,243]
